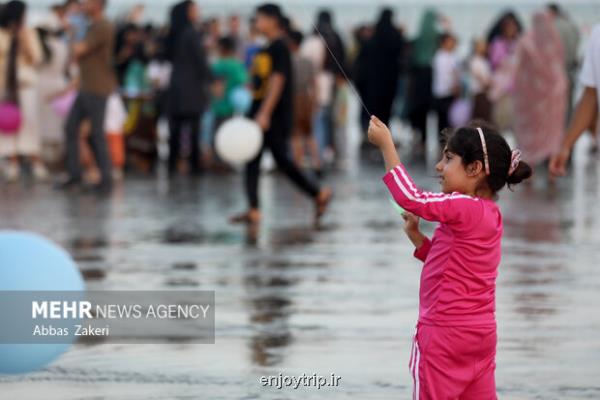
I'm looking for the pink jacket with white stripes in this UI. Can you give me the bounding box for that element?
[383,163,502,327]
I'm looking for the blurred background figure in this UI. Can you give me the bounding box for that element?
[203,16,221,59]
[354,8,404,141]
[114,23,147,89]
[487,11,522,70]
[0,0,47,182]
[318,10,346,167]
[57,0,115,193]
[406,9,439,151]
[468,38,492,122]
[35,3,71,167]
[550,21,600,177]
[513,10,566,180]
[487,11,522,133]
[547,3,581,122]
[113,3,146,88]
[230,3,331,226]
[226,14,243,58]
[0,0,594,191]
[64,0,88,42]
[432,32,459,136]
[124,3,144,26]
[349,24,373,61]
[208,35,248,169]
[210,36,247,129]
[165,0,211,175]
[146,29,171,118]
[242,17,262,70]
[289,30,321,174]
[301,9,346,170]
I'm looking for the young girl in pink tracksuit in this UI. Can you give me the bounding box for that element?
[367,116,532,399]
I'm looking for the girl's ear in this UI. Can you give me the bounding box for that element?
[466,160,484,177]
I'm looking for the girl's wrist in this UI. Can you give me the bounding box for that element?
[407,230,425,247]
[380,137,395,151]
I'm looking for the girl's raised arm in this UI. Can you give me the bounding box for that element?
[383,164,480,226]
[368,116,482,227]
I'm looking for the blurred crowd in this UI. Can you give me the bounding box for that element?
[0,0,589,191]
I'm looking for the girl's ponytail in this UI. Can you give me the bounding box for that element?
[506,149,532,187]
[506,161,533,187]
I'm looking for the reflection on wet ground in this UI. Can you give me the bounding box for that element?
[1,150,600,399]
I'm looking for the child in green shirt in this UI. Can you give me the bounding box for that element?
[211,36,249,124]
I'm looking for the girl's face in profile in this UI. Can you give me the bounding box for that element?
[436,147,472,194]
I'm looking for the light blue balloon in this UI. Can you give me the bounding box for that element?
[230,86,252,115]
[0,231,84,374]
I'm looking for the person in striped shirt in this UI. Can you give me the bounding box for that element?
[367,115,532,399]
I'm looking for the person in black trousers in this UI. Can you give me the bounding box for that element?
[230,4,332,225]
[165,0,211,175]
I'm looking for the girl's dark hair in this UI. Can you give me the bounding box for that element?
[443,120,533,194]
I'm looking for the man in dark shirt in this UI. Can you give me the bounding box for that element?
[230,3,331,225]
[57,0,115,193]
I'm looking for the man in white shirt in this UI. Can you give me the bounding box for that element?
[550,24,600,176]
[433,33,459,136]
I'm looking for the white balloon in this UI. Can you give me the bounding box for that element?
[215,117,263,164]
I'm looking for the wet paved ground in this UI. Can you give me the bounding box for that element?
[1,130,600,399]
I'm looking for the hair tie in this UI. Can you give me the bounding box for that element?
[476,127,490,175]
[508,149,522,176]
